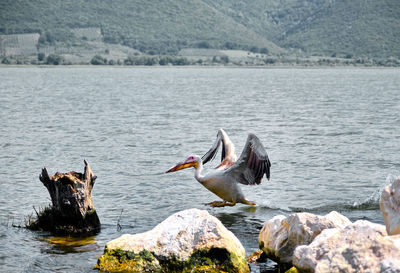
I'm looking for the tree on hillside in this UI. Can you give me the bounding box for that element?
[46,54,64,65]
[44,32,54,44]
[220,55,229,64]
[250,46,259,53]
[38,53,45,61]
[260,47,269,54]
[90,55,107,65]
[223,42,238,50]
[196,41,211,49]
[1,57,11,64]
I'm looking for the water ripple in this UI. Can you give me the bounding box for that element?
[0,67,399,272]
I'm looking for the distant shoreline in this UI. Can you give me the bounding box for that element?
[2,47,399,68]
[1,64,399,69]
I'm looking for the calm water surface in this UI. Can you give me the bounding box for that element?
[0,67,399,272]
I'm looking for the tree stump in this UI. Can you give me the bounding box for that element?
[28,160,101,235]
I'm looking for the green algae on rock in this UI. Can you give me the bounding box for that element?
[95,208,249,273]
[284,266,299,273]
[95,249,161,272]
[95,247,245,272]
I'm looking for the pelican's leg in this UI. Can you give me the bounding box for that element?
[206,201,236,207]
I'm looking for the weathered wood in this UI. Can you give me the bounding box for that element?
[29,160,100,235]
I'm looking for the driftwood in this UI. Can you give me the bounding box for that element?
[28,160,100,235]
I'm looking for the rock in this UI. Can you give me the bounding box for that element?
[380,176,400,235]
[293,220,400,273]
[95,208,249,273]
[380,259,400,273]
[246,250,267,264]
[258,211,351,264]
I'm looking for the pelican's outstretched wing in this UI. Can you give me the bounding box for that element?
[225,133,271,185]
[201,129,237,169]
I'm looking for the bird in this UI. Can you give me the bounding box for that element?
[165,129,271,207]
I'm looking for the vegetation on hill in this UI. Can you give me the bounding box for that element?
[0,0,282,55]
[204,0,400,58]
[280,0,400,58]
[0,0,399,60]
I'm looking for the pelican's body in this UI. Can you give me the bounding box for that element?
[194,161,248,205]
[166,129,271,207]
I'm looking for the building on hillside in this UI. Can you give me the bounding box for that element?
[0,33,40,56]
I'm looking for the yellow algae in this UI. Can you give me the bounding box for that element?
[95,247,249,273]
[43,236,96,247]
[243,205,257,213]
[246,250,264,264]
[182,264,229,273]
[94,248,160,272]
[285,266,299,273]
[282,219,291,231]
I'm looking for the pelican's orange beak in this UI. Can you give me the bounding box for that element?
[166,158,198,173]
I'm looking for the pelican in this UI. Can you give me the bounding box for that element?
[166,129,271,207]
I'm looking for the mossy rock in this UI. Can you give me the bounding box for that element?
[95,248,161,272]
[95,247,249,273]
[95,209,249,272]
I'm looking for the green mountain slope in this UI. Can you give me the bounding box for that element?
[0,0,283,54]
[203,0,400,58]
[201,0,308,43]
[281,0,400,58]
[1,0,398,58]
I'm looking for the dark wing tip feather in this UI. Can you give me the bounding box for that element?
[242,133,271,185]
[201,131,222,165]
[202,129,233,166]
[201,145,218,164]
[217,132,271,186]
[221,143,226,163]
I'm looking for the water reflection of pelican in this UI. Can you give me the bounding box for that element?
[166,129,271,207]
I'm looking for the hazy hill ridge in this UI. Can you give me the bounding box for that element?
[0,0,399,58]
[204,0,400,58]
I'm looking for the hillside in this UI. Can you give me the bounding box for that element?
[204,0,400,58]
[280,0,400,58]
[202,0,328,44]
[0,0,283,55]
[0,0,399,59]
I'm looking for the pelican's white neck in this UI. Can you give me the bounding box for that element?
[193,156,205,183]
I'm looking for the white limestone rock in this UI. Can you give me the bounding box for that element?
[95,208,249,272]
[293,220,400,273]
[380,176,400,235]
[258,211,351,264]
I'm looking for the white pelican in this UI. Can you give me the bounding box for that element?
[166,129,271,207]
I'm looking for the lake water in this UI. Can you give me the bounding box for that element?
[0,67,399,272]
